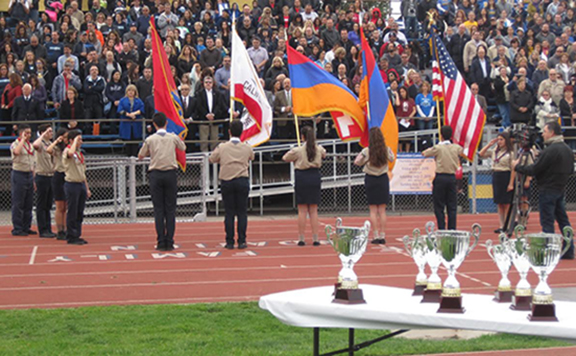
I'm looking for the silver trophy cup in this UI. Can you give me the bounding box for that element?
[432,224,481,298]
[424,221,443,291]
[521,226,573,306]
[325,218,370,290]
[486,235,513,302]
[403,228,428,295]
[505,225,533,310]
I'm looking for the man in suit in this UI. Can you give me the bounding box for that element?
[12,84,44,134]
[273,78,295,140]
[194,75,228,152]
[470,83,488,117]
[180,84,197,152]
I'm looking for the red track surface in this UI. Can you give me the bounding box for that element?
[1,212,575,310]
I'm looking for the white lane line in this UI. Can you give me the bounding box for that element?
[28,246,38,265]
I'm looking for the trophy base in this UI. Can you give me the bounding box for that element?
[438,296,465,313]
[493,290,514,303]
[510,295,532,311]
[412,283,427,296]
[332,288,366,304]
[421,288,442,303]
[528,303,558,322]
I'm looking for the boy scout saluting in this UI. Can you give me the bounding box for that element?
[422,125,464,230]
[10,124,36,236]
[32,124,57,238]
[63,130,91,245]
[138,112,186,252]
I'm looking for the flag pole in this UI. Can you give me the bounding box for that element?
[294,115,301,146]
[230,14,236,123]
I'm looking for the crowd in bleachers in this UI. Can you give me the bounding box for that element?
[1,0,576,154]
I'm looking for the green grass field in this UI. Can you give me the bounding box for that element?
[0,302,569,355]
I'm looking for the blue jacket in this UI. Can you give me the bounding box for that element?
[117,97,145,140]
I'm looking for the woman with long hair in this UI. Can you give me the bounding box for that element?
[46,128,69,240]
[177,45,196,77]
[29,75,47,111]
[478,132,515,233]
[354,127,395,244]
[282,126,327,246]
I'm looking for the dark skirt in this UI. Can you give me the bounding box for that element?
[493,171,513,204]
[52,171,66,201]
[295,168,321,205]
[365,173,390,206]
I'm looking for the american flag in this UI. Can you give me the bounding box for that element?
[431,33,486,161]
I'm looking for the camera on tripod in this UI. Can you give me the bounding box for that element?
[511,125,539,150]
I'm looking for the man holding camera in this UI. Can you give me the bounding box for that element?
[514,121,574,260]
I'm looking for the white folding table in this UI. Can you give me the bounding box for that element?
[259,284,576,356]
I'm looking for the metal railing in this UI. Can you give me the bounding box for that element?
[1,125,575,226]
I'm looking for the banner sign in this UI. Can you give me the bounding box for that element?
[390,153,436,195]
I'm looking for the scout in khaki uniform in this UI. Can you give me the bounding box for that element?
[209,120,254,250]
[32,124,57,238]
[10,124,36,236]
[354,127,396,244]
[63,130,91,245]
[138,112,186,251]
[422,125,464,230]
[46,128,69,240]
[283,126,326,246]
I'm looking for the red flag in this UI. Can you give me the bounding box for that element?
[150,17,188,170]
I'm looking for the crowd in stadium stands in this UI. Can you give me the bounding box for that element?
[2,0,576,154]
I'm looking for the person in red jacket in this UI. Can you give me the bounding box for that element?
[1,73,23,136]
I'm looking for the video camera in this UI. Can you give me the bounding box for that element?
[511,125,539,150]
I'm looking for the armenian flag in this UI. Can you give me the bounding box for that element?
[359,28,398,168]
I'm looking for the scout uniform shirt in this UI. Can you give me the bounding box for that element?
[53,145,65,174]
[209,138,255,181]
[486,148,513,172]
[10,138,34,172]
[138,129,187,171]
[283,145,327,169]
[35,139,55,177]
[422,141,464,174]
[356,147,395,176]
[62,146,86,183]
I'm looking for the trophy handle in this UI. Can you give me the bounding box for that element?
[514,224,525,240]
[362,220,371,236]
[325,224,333,243]
[498,232,508,245]
[468,223,481,254]
[485,239,495,261]
[561,226,574,256]
[425,221,435,235]
[402,235,413,257]
[335,218,343,229]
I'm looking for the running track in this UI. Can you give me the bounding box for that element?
[1,213,575,310]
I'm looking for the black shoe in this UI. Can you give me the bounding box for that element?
[57,232,67,240]
[40,231,56,238]
[313,241,320,246]
[156,242,166,251]
[67,239,85,245]
[224,244,234,250]
[371,238,380,244]
[26,230,37,235]
[561,254,575,260]
[494,228,503,233]
[77,238,88,244]
[164,244,174,251]
[381,238,386,245]
[238,243,247,249]
[11,230,28,236]
[297,241,305,246]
